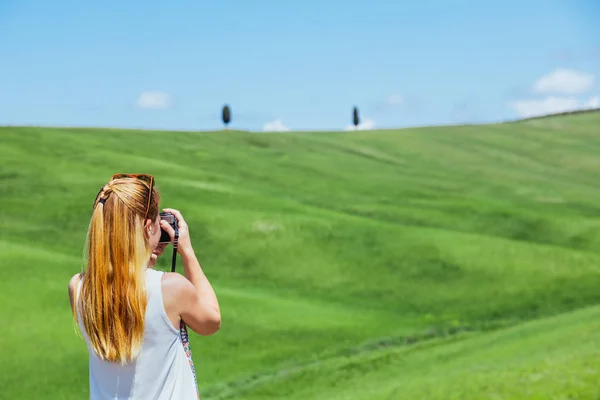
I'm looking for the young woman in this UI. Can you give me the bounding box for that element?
[68,174,221,399]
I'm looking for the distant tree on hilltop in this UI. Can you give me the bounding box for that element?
[353,107,360,129]
[222,105,231,129]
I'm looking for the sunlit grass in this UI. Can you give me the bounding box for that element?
[1,112,600,398]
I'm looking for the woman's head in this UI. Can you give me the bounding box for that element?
[92,174,162,251]
[77,173,161,364]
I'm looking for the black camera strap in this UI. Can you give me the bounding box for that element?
[171,223,179,273]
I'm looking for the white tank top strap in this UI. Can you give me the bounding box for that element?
[145,268,180,336]
[76,278,82,298]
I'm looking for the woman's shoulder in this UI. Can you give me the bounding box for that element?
[158,272,196,330]
[160,272,193,295]
[160,272,197,306]
[68,273,82,311]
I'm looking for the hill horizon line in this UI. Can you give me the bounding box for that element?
[3,108,599,134]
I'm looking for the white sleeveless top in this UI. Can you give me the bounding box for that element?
[76,268,198,400]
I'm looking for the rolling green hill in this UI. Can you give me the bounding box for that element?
[1,112,600,399]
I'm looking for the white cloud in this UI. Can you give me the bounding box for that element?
[533,69,595,95]
[344,118,376,131]
[263,119,290,132]
[387,93,403,106]
[585,95,600,108]
[136,91,172,110]
[509,95,599,118]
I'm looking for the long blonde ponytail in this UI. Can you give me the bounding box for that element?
[75,177,160,364]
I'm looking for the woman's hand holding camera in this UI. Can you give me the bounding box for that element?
[159,208,193,256]
[158,207,221,335]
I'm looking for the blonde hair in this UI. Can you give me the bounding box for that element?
[75,176,160,364]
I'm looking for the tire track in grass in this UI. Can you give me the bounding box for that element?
[202,319,516,399]
[204,304,600,399]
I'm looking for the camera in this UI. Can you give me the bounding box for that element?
[159,212,178,243]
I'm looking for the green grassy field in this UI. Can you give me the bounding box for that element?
[1,111,600,399]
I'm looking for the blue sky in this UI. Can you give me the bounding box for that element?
[0,0,598,131]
